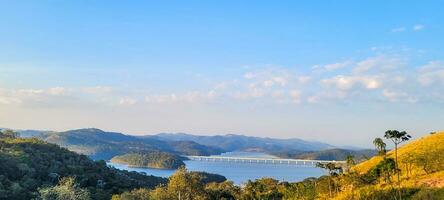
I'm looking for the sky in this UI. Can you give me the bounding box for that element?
[0,1,443,147]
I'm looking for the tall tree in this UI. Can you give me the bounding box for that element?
[373,137,386,155]
[345,155,355,173]
[384,130,411,199]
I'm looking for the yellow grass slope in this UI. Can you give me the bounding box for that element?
[353,131,444,187]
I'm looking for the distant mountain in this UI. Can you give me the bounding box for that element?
[271,148,376,161]
[13,128,224,160]
[9,128,350,160]
[149,132,334,152]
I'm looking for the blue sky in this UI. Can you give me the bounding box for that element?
[0,1,443,146]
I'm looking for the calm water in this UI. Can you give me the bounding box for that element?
[108,152,326,185]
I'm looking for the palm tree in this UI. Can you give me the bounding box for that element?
[373,137,386,155]
[384,130,411,199]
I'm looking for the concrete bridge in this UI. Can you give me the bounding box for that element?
[185,155,346,166]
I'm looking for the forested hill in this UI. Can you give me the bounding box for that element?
[15,128,224,160]
[272,148,376,161]
[0,132,166,200]
[150,132,334,152]
[111,152,186,169]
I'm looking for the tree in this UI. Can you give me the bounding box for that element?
[384,130,411,182]
[384,130,411,199]
[373,137,386,156]
[345,155,356,173]
[316,162,342,198]
[167,167,207,200]
[0,129,19,139]
[38,177,91,200]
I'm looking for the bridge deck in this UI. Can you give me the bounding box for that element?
[185,155,345,166]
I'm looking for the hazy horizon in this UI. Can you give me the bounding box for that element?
[1,1,443,147]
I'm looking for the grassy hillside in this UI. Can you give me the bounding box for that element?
[0,134,166,200]
[329,131,444,199]
[354,131,444,180]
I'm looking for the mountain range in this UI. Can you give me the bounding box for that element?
[3,128,373,161]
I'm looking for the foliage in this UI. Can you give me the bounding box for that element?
[111,152,185,169]
[241,178,283,200]
[0,134,166,200]
[368,157,397,183]
[110,188,151,200]
[38,177,91,200]
[373,137,387,155]
[0,129,19,139]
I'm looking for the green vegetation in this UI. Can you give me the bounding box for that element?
[38,177,91,200]
[373,137,387,155]
[112,167,235,200]
[110,152,185,169]
[26,128,224,160]
[272,148,376,161]
[0,130,166,200]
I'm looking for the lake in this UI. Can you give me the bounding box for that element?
[108,152,326,185]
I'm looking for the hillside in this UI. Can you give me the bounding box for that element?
[111,152,185,169]
[272,148,376,161]
[150,132,334,152]
[353,131,444,186]
[16,128,224,160]
[0,133,166,200]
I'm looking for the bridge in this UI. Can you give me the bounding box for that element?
[185,155,346,166]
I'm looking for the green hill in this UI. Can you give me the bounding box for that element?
[0,133,166,200]
[272,148,376,161]
[24,128,224,160]
[111,152,185,169]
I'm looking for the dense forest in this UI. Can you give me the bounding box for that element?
[111,152,185,169]
[0,130,166,200]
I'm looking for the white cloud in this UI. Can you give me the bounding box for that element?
[307,91,348,104]
[391,27,406,32]
[244,72,257,79]
[314,60,352,71]
[321,75,382,90]
[83,86,113,94]
[263,80,274,87]
[297,76,311,84]
[289,90,301,103]
[119,97,137,105]
[418,61,444,86]
[144,90,217,104]
[382,89,417,103]
[145,94,178,104]
[354,56,404,73]
[413,24,424,31]
[382,89,405,102]
[48,87,67,96]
